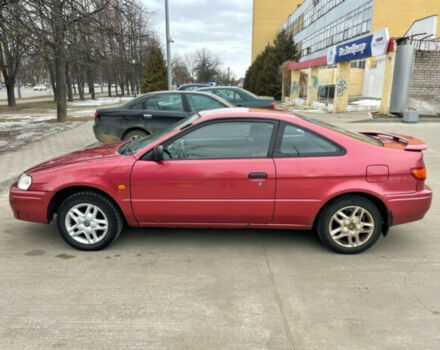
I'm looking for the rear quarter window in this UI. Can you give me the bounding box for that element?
[275,123,343,157]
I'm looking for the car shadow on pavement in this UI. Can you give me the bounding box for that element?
[12,220,326,254]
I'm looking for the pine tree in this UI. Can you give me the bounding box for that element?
[141,43,167,93]
[244,31,299,100]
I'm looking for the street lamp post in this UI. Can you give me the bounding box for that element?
[165,0,172,90]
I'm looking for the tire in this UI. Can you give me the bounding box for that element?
[123,129,148,140]
[316,195,382,254]
[57,191,123,251]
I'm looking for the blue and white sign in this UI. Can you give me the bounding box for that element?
[327,29,390,64]
[335,35,373,62]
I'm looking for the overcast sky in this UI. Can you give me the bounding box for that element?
[143,0,252,78]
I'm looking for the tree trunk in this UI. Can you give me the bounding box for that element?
[53,0,67,122]
[87,71,95,100]
[107,81,112,97]
[66,64,73,102]
[47,64,56,102]
[130,78,135,96]
[77,75,85,101]
[5,78,16,106]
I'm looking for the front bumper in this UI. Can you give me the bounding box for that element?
[9,184,54,224]
[384,186,433,226]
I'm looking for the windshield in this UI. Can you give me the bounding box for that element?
[239,88,258,99]
[300,116,383,146]
[118,114,200,155]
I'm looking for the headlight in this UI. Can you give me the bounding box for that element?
[17,173,32,191]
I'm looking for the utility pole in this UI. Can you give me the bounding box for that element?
[165,0,172,90]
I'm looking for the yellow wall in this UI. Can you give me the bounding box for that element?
[347,68,364,96]
[372,0,440,38]
[318,68,337,85]
[252,0,301,61]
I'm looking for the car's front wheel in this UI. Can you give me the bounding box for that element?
[57,191,123,250]
[316,195,382,254]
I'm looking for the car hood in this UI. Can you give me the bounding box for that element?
[26,142,124,173]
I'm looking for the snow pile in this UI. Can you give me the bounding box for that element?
[0,115,79,153]
[68,97,133,106]
[348,99,380,112]
[351,99,381,107]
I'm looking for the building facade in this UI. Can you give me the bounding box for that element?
[272,0,439,113]
[279,0,440,62]
[252,0,301,61]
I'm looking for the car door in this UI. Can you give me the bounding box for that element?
[130,119,278,225]
[184,93,228,112]
[138,93,190,133]
[272,122,346,227]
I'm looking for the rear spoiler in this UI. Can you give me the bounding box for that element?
[360,132,427,152]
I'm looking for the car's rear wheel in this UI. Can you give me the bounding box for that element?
[57,191,123,250]
[316,195,382,254]
[123,129,148,140]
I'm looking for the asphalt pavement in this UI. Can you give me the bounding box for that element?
[0,116,439,349]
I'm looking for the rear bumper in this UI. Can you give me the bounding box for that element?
[9,184,53,224]
[93,124,121,144]
[384,186,433,226]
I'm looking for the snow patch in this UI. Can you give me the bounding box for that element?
[68,97,133,106]
[350,99,381,107]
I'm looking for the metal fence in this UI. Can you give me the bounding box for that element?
[410,38,440,52]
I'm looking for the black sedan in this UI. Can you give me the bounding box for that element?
[93,91,234,143]
[197,86,275,109]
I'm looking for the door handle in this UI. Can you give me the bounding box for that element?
[143,114,152,119]
[248,172,268,179]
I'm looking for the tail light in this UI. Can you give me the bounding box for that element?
[411,167,427,180]
[268,102,275,109]
[94,112,99,118]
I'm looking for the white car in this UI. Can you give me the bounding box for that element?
[33,84,47,91]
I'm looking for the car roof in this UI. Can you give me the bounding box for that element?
[179,83,209,87]
[148,90,217,95]
[198,107,295,122]
[198,86,238,90]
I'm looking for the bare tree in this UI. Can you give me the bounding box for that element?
[193,48,221,83]
[19,0,109,121]
[0,1,29,106]
[172,55,191,87]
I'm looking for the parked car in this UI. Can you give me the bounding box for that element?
[33,84,47,91]
[93,91,234,142]
[177,83,210,91]
[198,86,275,108]
[10,108,432,253]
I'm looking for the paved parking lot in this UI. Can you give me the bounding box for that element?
[1,119,439,349]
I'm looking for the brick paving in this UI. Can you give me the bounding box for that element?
[0,121,97,191]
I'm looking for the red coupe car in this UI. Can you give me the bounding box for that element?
[9,108,432,253]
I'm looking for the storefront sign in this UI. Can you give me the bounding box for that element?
[371,28,390,56]
[327,28,390,64]
[335,35,373,62]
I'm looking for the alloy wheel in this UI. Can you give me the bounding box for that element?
[65,203,109,245]
[328,206,375,248]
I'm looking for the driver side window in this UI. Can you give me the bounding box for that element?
[163,120,274,160]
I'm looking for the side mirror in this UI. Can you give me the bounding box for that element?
[154,145,164,161]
